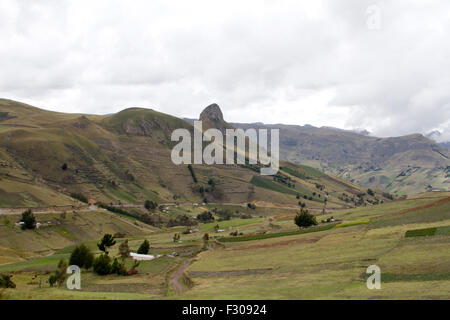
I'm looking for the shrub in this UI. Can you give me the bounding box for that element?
[70,192,88,204]
[93,254,112,275]
[197,211,214,223]
[49,259,68,287]
[69,244,94,270]
[118,240,130,259]
[111,258,127,276]
[137,239,150,254]
[144,200,157,210]
[0,273,16,288]
[294,209,318,228]
[61,163,68,170]
[20,209,36,230]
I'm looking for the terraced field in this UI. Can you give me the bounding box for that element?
[0,193,448,299]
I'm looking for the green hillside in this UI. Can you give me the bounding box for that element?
[0,99,378,212]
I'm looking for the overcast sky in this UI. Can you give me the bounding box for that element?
[1,0,449,141]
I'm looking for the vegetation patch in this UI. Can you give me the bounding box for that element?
[250,176,297,195]
[335,220,370,228]
[405,227,437,238]
[218,224,336,242]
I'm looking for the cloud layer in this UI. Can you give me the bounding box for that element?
[1,0,449,141]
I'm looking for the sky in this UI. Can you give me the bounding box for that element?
[0,0,449,141]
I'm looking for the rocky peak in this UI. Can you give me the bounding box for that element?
[200,103,224,122]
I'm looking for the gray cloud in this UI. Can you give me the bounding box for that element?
[0,0,449,141]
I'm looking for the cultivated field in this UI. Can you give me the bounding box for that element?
[0,193,449,300]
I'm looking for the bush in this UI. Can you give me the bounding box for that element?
[144,200,157,210]
[0,273,16,288]
[69,244,94,270]
[118,240,130,259]
[197,211,214,223]
[20,209,36,230]
[137,239,150,254]
[294,209,318,228]
[111,258,127,276]
[49,259,68,287]
[93,254,112,275]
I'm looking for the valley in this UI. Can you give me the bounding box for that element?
[0,99,449,300]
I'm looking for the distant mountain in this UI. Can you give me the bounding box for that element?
[230,122,449,195]
[440,141,450,150]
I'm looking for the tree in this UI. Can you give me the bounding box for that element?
[202,233,210,249]
[144,200,157,210]
[93,254,112,275]
[20,209,36,230]
[294,209,318,228]
[137,239,150,254]
[367,188,375,196]
[111,258,127,276]
[69,244,94,269]
[118,240,130,259]
[97,234,116,254]
[49,259,68,287]
[61,163,68,170]
[0,273,16,288]
[173,233,180,243]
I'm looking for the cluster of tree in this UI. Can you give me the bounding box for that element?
[70,192,88,204]
[382,192,394,200]
[273,172,296,188]
[0,273,16,288]
[367,188,375,196]
[315,183,325,191]
[298,201,306,208]
[166,214,197,227]
[294,208,318,228]
[20,209,36,230]
[69,244,94,269]
[195,178,224,201]
[197,211,215,222]
[97,202,146,222]
[144,200,158,210]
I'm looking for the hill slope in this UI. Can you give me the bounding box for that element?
[0,99,377,211]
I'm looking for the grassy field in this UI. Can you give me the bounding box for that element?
[0,194,449,300]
